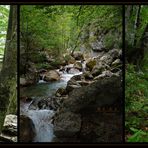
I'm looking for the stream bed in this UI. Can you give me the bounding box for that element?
[20,70,82,142]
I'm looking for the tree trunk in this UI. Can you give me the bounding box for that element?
[0,5,17,132]
[125,5,132,33]
[133,5,141,46]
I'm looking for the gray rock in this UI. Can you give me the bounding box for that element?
[63,75,121,113]
[54,112,81,138]
[3,114,17,135]
[44,70,60,82]
[66,77,82,93]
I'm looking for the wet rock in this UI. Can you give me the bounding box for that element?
[20,115,36,142]
[37,99,49,110]
[44,70,60,82]
[54,112,81,138]
[73,61,83,71]
[28,97,50,110]
[28,97,60,111]
[68,68,80,74]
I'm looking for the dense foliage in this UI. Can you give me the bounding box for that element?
[20,5,122,56]
[125,5,148,142]
[0,5,9,54]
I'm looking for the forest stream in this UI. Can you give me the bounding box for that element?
[20,63,83,142]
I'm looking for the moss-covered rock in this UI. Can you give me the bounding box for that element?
[86,59,96,71]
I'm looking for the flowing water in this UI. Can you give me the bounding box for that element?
[20,68,82,142]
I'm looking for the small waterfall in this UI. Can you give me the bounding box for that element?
[38,74,46,83]
[20,101,55,142]
[30,109,55,142]
[20,61,85,142]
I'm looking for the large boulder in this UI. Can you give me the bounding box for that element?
[63,75,121,113]
[19,115,36,142]
[53,75,122,142]
[44,70,60,82]
[53,112,81,138]
[68,68,81,74]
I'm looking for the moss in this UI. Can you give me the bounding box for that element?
[35,63,54,70]
[0,111,6,131]
[103,33,115,49]
[0,77,17,132]
[29,52,47,63]
[6,78,17,114]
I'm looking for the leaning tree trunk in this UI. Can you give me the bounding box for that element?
[0,5,17,132]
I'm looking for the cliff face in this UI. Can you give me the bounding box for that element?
[79,20,122,58]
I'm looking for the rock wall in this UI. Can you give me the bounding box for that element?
[80,21,122,58]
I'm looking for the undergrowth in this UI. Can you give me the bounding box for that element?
[125,64,148,142]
